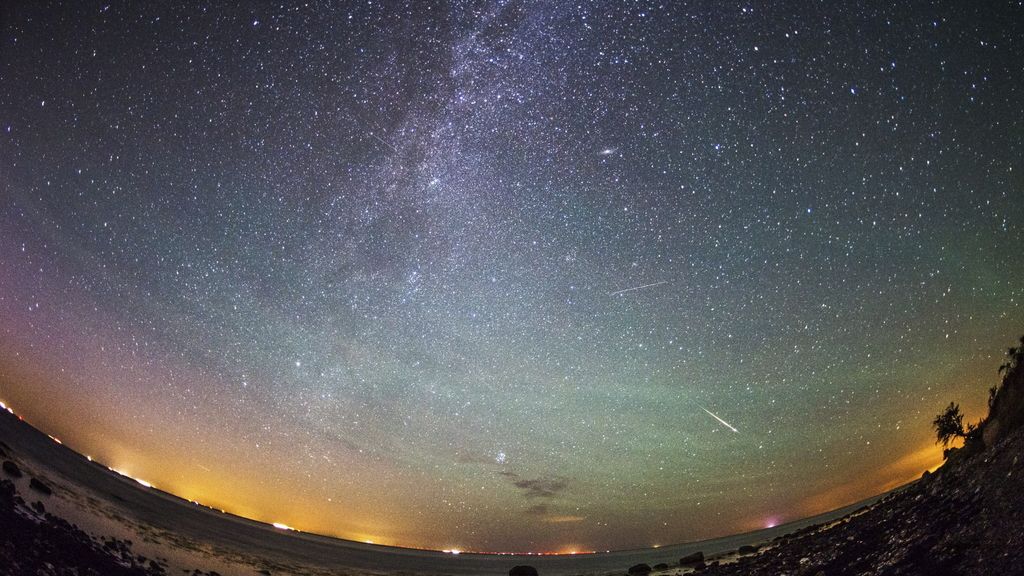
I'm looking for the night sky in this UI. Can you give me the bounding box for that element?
[1,1,1022,553]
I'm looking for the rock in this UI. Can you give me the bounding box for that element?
[738,544,759,554]
[30,477,52,495]
[797,564,825,576]
[984,418,1001,448]
[1,460,20,477]
[679,551,704,565]
[508,566,538,576]
[31,500,46,514]
[627,563,652,575]
[653,563,669,571]
[943,446,960,461]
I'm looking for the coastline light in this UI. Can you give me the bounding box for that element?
[109,467,152,488]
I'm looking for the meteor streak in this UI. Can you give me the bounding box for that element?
[697,404,739,433]
[367,131,397,153]
[609,280,668,296]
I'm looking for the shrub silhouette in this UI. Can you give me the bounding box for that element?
[997,336,1024,375]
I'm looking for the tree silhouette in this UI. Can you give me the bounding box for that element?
[933,402,966,448]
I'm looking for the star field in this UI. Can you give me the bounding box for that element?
[0,1,1022,551]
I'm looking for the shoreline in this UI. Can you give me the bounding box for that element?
[0,406,891,575]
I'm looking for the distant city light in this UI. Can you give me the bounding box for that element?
[108,467,152,489]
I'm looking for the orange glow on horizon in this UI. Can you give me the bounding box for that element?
[796,440,944,518]
[0,380,968,555]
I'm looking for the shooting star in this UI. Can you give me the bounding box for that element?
[608,280,668,296]
[367,131,398,153]
[697,404,739,433]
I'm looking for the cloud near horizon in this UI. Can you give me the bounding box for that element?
[500,471,572,498]
[525,502,585,524]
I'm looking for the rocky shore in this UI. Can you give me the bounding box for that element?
[0,475,168,576]
[616,426,1022,576]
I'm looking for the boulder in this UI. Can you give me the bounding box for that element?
[738,544,759,554]
[963,436,986,458]
[30,477,53,495]
[508,566,538,576]
[983,418,1001,448]
[2,460,21,478]
[679,551,704,566]
[653,563,669,571]
[627,563,652,575]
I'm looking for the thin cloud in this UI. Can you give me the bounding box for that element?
[500,471,571,498]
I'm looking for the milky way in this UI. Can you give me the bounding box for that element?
[1,1,1022,552]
